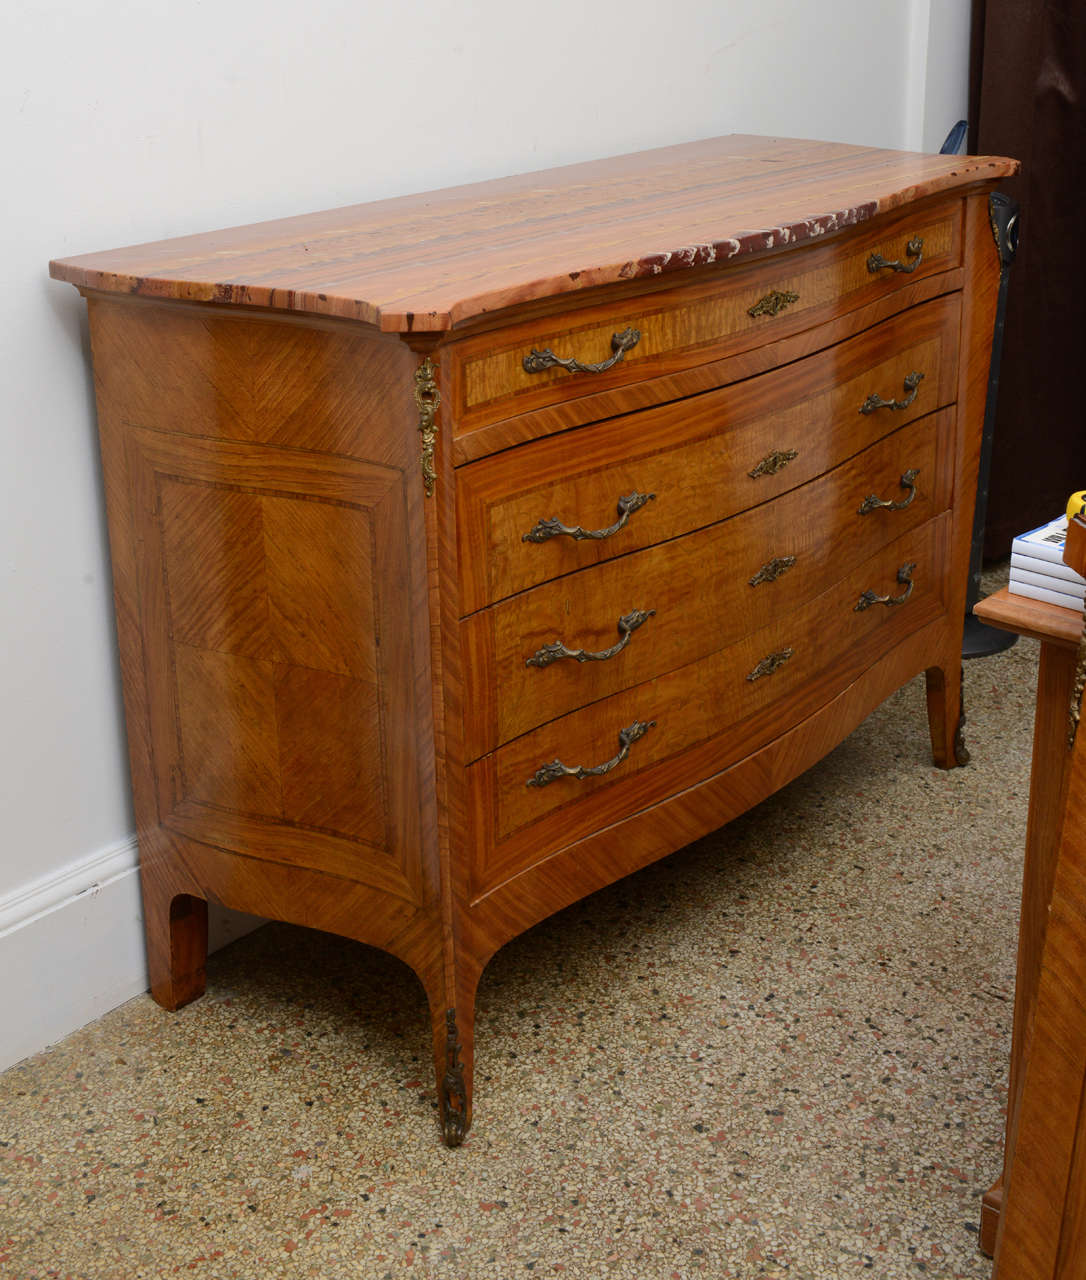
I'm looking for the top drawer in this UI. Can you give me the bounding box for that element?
[446,200,962,436]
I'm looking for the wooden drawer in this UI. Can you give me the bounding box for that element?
[462,407,952,760]
[468,514,950,895]
[447,200,961,436]
[457,293,961,614]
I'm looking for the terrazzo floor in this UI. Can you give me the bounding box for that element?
[1,600,1039,1279]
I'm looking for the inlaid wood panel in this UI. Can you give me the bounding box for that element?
[469,516,949,894]
[87,297,411,464]
[463,408,951,758]
[449,203,959,431]
[457,294,961,614]
[56,145,1010,1148]
[124,426,419,901]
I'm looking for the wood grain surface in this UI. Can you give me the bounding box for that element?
[994,517,1086,1277]
[55,144,1010,1146]
[50,136,1015,332]
[456,294,961,613]
[446,200,960,429]
[463,410,949,758]
[471,517,949,895]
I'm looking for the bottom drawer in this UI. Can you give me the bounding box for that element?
[469,514,950,896]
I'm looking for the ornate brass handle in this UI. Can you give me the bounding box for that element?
[747,648,794,681]
[526,719,655,787]
[867,235,924,274]
[523,326,641,375]
[860,371,924,415]
[749,555,797,587]
[854,562,917,612]
[858,468,920,515]
[526,609,655,668]
[522,490,655,544]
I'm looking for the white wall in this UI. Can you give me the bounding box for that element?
[0,0,971,1069]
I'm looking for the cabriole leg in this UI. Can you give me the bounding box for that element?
[429,979,478,1148]
[925,661,970,769]
[141,875,208,1011]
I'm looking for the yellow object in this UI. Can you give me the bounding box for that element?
[1068,490,1086,521]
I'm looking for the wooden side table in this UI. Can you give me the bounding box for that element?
[972,586,1084,1253]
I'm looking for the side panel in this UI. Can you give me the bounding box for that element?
[87,297,440,939]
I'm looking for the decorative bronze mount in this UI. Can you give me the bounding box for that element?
[440,1008,467,1148]
[747,648,794,682]
[523,326,641,375]
[955,704,971,767]
[749,555,797,587]
[748,448,798,479]
[1070,638,1086,749]
[748,288,799,319]
[414,357,440,497]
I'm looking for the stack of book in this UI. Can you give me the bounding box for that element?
[1009,514,1086,612]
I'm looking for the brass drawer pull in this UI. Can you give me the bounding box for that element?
[867,234,924,274]
[860,370,924,415]
[526,719,655,788]
[523,326,641,375]
[747,648,794,681]
[749,555,797,587]
[748,289,799,318]
[854,561,917,612]
[522,490,655,544]
[526,608,655,668]
[858,468,920,515]
[749,448,798,478]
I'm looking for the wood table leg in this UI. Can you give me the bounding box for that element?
[979,638,1079,1255]
[925,659,969,769]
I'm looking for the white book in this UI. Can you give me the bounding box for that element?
[1011,515,1069,566]
[1008,577,1085,612]
[1010,565,1086,602]
[1010,549,1086,589]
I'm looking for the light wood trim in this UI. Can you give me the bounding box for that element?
[974,588,1083,649]
[993,523,1086,1276]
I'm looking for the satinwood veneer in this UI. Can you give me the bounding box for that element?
[51,136,1016,1147]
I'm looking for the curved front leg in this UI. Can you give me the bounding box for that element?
[925,661,969,769]
[141,871,208,1010]
[428,972,480,1147]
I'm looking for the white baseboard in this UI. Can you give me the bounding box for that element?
[0,836,265,1073]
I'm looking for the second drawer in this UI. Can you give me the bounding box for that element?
[462,407,952,759]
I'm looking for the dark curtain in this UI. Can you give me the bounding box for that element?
[969,0,1086,557]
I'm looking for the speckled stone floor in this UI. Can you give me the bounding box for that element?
[1,590,1037,1279]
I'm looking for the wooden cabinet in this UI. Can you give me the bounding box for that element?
[50,136,1016,1146]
